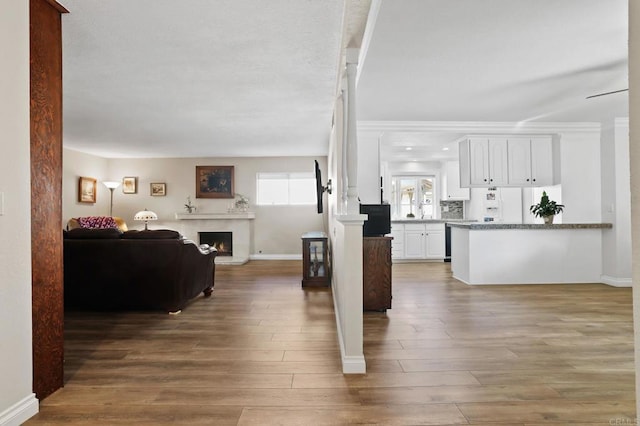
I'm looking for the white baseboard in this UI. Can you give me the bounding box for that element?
[341,355,367,374]
[600,275,633,287]
[331,281,366,374]
[249,254,301,261]
[0,394,38,426]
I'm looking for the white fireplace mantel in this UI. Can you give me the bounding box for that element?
[175,212,255,220]
[175,212,255,264]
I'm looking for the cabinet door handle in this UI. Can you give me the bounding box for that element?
[532,178,536,182]
[526,178,530,182]
[484,178,487,182]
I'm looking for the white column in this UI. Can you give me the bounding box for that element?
[341,84,348,213]
[345,48,360,214]
[629,0,640,416]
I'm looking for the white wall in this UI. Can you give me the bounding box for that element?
[0,1,39,424]
[357,132,381,203]
[558,130,602,222]
[63,151,325,255]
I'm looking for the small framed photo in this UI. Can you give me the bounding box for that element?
[196,165,234,199]
[122,177,137,194]
[150,182,166,196]
[486,193,496,201]
[78,176,97,203]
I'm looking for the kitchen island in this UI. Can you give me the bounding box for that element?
[449,223,613,285]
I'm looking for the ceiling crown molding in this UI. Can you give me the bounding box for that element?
[358,120,602,135]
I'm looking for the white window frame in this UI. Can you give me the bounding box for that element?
[256,172,316,206]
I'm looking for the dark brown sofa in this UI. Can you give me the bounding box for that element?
[63,228,217,312]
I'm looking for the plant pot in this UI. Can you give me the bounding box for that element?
[543,215,554,225]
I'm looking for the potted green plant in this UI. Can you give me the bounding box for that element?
[530,191,564,224]
[184,196,196,213]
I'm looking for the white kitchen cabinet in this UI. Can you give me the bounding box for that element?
[390,223,405,259]
[460,137,508,187]
[404,225,426,258]
[507,136,555,186]
[459,135,557,188]
[425,224,445,258]
[394,223,445,260]
[444,161,470,200]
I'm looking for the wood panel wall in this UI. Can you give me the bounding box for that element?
[30,0,68,400]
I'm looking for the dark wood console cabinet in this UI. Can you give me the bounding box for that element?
[301,232,330,287]
[363,236,393,311]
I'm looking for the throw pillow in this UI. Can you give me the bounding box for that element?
[77,216,118,229]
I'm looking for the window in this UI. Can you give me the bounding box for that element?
[391,176,436,219]
[256,172,316,205]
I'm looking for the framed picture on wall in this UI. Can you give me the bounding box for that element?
[78,176,97,203]
[150,182,166,196]
[122,176,137,194]
[196,165,234,198]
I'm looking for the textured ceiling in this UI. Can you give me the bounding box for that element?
[61,0,346,158]
[60,0,628,160]
[358,0,628,162]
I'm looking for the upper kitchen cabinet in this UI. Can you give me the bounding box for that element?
[443,161,470,200]
[507,136,557,186]
[459,137,508,187]
[459,135,559,188]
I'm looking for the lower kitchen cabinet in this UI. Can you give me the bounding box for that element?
[425,226,445,258]
[391,223,445,260]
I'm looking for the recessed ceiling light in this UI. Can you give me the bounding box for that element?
[405,147,412,151]
[442,147,450,151]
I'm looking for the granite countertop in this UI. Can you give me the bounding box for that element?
[391,219,477,224]
[448,223,613,230]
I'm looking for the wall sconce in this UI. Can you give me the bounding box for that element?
[133,209,158,230]
[103,181,121,216]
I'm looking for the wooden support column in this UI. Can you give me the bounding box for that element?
[30,0,68,400]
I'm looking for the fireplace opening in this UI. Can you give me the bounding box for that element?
[199,232,232,257]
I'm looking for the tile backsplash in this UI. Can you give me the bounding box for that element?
[440,200,464,219]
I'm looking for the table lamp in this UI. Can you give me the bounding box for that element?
[103,181,121,216]
[133,209,158,230]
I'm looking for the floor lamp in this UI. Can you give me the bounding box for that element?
[103,181,120,216]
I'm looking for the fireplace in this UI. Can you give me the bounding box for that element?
[199,232,232,256]
[176,213,254,265]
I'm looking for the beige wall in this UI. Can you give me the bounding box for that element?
[63,149,110,221]
[0,0,39,423]
[629,0,640,416]
[63,150,327,255]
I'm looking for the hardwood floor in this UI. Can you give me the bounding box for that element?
[26,261,635,425]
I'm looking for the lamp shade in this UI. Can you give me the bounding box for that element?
[103,181,121,189]
[134,209,158,230]
[134,209,158,221]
